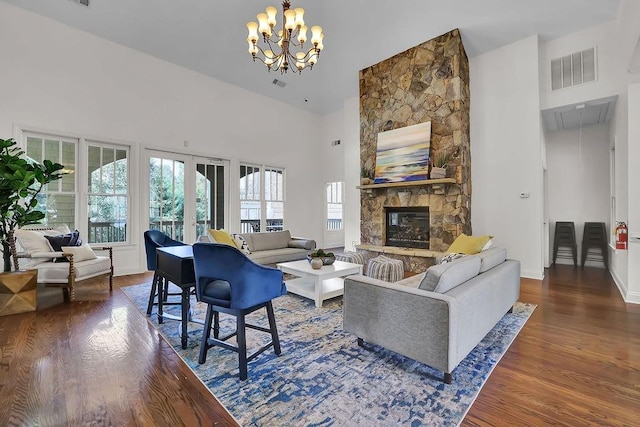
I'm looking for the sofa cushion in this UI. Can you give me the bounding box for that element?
[446,234,493,254]
[243,230,292,252]
[247,247,308,264]
[35,256,111,283]
[419,255,482,293]
[477,247,508,273]
[288,239,315,250]
[61,243,98,262]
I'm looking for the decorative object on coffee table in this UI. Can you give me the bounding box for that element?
[307,248,335,265]
[310,258,323,269]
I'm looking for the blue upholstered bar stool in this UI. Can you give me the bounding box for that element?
[192,243,287,380]
[143,230,187,318]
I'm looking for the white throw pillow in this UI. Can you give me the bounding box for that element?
[15,229,53,254]
[233,234,252,255]
[61,243,98,262]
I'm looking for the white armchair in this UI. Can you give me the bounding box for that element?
[10,226,113,302]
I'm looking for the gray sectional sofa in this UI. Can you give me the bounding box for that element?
[343,248,520,383]
[200,230,316,265]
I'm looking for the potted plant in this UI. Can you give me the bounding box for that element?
[430,150,451,179]
[360,166,374,185]
[0,138,65,272]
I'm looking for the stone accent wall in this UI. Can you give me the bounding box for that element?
[359,29,471,259]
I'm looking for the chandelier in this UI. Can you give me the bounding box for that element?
[246,0,324,74]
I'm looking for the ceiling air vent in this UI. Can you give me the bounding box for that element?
[272,79,286,88]
[71,0,90,6]
[551,47,596,91]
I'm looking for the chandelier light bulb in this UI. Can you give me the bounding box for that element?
[294,8,305,28]
[257,13,270,37]
[284,9,296,31]
[246,22,259,44]
[265,6,277,27]
[297,25,307,44]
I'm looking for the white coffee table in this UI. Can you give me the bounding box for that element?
[277,260,363,308]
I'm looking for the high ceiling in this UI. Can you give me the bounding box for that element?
[2,0,621,114]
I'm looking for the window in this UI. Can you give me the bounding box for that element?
[149,157,185,241]
[239,164,285,233]
[88,143,129,243]
[264,167,284,232]
[326,182,343,231]
[26,134,78,230]
[24,131,131,245]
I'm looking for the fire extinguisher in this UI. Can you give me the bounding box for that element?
[615,222,628,250]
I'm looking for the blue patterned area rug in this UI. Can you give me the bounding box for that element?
[122,283,535,426]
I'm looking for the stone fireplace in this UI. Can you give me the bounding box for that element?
[385,207,429,249]
[358,29,471,272]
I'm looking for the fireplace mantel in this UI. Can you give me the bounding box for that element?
[357,178,456,191]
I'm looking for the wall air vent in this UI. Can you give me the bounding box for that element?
[551,47,596,91]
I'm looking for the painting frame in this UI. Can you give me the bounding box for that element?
[373,122,431,184]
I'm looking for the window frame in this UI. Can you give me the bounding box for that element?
[19,127,134,247]
[239,163,286,233]
[325,181,344,232]
[85,140,131,245]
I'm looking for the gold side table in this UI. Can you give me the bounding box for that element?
[0,270,38,316]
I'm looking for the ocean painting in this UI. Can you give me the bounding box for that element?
[374,122,431,184]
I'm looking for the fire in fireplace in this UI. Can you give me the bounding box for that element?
[385,207,430,249]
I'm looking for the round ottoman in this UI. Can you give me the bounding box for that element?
[366,255,404,282]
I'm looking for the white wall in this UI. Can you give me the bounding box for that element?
[626,81,640,303]
[342,96,361,251]
[320,110,346,248]
[0,3,324,275]
[606,0,640,301]
[546,124,611,267]
[470,35,544,279]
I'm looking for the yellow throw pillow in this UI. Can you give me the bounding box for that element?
[447,234,493,254]
[208,229,238,248]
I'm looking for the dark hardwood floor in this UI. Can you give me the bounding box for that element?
[0,274,238,427]
[0,265,638,426]
[464,265,640,426]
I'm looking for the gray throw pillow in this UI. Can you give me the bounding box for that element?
[477,247,507,273]
[419,255,482,293]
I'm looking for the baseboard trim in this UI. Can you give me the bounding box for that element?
[521,269,544,280]
[625,291,640,304]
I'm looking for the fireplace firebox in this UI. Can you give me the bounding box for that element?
[385,207,429,249]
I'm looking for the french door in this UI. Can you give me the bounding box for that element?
[146,150,229,244]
